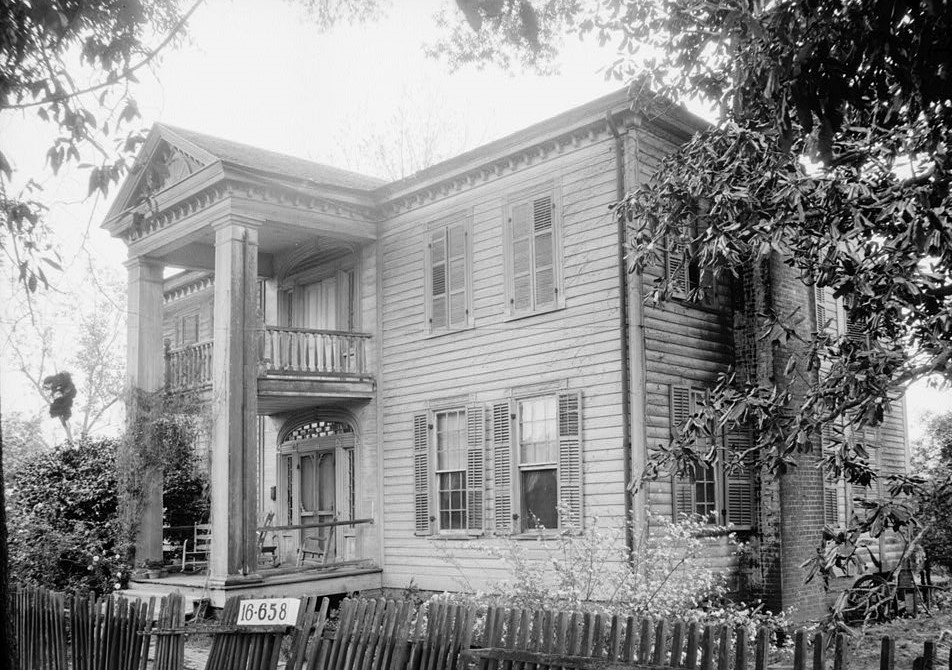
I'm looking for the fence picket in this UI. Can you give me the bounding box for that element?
[881,637,896,670]
[684,622,700,670]
[717,625,730,670]
[653,620,669,667]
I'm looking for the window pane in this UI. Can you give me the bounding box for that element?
[439,471,467,530]
[300,454,316,512]
[519,396,557,464]
[522,469,557,530]
[694,464,717,521]
[436,409,466,470]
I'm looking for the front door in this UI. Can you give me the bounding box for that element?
[299,450,336,557]
[278,428,356,565]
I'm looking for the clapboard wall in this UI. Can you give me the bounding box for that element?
[376,126,633,592]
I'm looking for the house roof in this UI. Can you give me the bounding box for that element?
[157,124,387,191]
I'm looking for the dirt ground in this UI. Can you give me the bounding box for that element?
[847,609,952,670]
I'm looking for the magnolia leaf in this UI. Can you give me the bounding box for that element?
[0,149,11,180]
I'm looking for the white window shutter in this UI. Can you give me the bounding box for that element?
[492,402,513,533]
[670,385,694,518]
[557,391,583,528]
[723,424,755,529]
[814,284,827,331]
[429,229,447,330]
[448,224,468,328]
[532,196,556,309]
[466,405,485,531]
[666,233,688,299]
[413,414,431,535]
[510,203,533,313]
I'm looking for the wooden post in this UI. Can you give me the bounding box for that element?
[124,256,165,567]
[208,219,262,583]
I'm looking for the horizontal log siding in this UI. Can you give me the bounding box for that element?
[634,132,738,574]
[378,137,628,592]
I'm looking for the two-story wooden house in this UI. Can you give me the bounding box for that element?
[104,89,908,620]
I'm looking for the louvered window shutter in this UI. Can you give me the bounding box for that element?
[666,234,688,299]
[845,312,866,343]
[814,284,827,331]
[723,424,755,529]
[824,485,839,526]
[448,224,468,328]
[510,203,533,313]
[413,414,431,535]
[466,405,485,531]
[670,385,694,518]
[492,402,513,533]
[532,196,556,309]
[557,391,583,529]
[429,229,447,330]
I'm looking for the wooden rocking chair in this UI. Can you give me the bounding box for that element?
[182,523,211,572]
[297,526,335,568]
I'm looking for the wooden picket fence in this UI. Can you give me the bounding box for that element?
[8,589,950,670]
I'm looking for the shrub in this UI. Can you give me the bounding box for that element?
[7,437,129,594]
[438,512,788,634]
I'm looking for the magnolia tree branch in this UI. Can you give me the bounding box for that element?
[5,0,206,111]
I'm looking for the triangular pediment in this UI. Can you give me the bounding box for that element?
[105,124,218,221]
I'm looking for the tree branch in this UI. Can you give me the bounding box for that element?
[5,0,205,111]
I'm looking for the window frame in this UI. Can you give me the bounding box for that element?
[503,184,564,319]
[670,385,755,530]
[665,219,714,305]
[424,213,473,336]
[433,407,469,532]
[514,394,560,532]
[414,402,485,537]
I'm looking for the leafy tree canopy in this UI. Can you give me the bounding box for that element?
[422,0,952,589]
[0,0,195,292]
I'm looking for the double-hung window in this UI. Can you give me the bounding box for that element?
[670,385,755,529]
[517,396,559,530]
[413,405,484,535]
[505,188,563,317]
[435,409,468,530]
[492,391,582,533]
[426,216,471,334]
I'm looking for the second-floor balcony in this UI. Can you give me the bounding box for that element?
[165,327,374,412]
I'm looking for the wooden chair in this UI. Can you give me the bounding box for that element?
[297,526,335,568]
[182,523,211,571]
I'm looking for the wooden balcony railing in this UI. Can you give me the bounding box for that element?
[164,328,372,391]
[165,340,213,391]
[260,327,370,376]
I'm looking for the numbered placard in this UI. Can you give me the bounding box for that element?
[237,598,301,626]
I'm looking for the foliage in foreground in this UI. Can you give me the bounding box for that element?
[7,421,208,593]
[439,514,788,634]
[421,0,952,595]
[7,437,126,594]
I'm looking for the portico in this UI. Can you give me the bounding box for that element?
[104,124,382,593]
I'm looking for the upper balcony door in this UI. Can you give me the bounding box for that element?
[299,278,338,330]
[281,269,355,332]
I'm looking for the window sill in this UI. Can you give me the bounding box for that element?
[503,304,565,323]
[427,532,485,540]
[507,530,566,540]
[423,324,474,340]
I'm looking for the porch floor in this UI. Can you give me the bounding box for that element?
[122,564,382,610]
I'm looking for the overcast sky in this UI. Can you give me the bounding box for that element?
[0,0,947,439]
